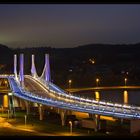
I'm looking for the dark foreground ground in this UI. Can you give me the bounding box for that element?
[0,110,139,137]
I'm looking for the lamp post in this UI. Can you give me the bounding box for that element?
[68,80,72,89]
[124,78,127,86]
[96,78,99,87]
[8,92,15,118]
[69,121,72,135]
[8,92,12,117]
[68,80,72,94]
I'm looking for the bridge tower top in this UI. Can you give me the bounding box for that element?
[19,53,24,87]
[31,54,38,78]
[41,54,51,82]
[14,54,18,80]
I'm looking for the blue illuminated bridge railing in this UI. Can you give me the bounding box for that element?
[2,74,140,119]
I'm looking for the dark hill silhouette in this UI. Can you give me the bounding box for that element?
[0,44,13,73]
[0,43,140,87]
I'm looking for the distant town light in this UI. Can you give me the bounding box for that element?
[124,78,127,86]
[96,78,99,87]
[69,80,72,84]
[91,60,95,64]
[69,69,72,72]
[89,58,95,64]
[96,78,99,82]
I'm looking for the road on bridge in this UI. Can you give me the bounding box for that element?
[24,76,51,98]
[66,86,140,92]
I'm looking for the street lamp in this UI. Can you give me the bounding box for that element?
[124,78,127,86]
[8,92,12,118]
[96,78,99,87]
[69,80,72,93]
[69,121,72,135]
[8,92,15,118]
[8,92,13,96]
[68,80,72,92]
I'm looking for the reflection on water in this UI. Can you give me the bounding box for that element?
[124,90,128,104]
[74,90,140,106]
[128,91,140,106]
[101,90,140,106]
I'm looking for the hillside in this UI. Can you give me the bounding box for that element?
[0,44,13,73]
[0,43,140,87]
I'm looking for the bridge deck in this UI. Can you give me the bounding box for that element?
[24,77,51,98]
[2,75,140,119]
[66,86,140,92]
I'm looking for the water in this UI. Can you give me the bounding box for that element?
[73,90,140,106]
[101,90,140,106]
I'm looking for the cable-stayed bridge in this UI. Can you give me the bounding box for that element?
[0,53,140,130]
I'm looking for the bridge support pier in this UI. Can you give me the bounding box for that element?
[60,109,66,126]
[95,115,100,131]
[8,93,15,117]
[19,99,25,110]
[38,104,43,121]
[13,96,20,108]
[66,110,72,115]
[89,113,96,119]
[25,101,30,115]
[56,108,60,114]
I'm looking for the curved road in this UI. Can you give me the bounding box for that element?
[6,75,140,119]
[24,76,51,98]
[66,86,140,92]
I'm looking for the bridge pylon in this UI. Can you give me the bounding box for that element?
[19,53,24,87]
[41,54,51,82]
[14,54,18,81]
[31,54,38,78]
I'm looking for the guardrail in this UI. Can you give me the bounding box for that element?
[7,75,140,119]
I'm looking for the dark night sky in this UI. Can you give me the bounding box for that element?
[0,4,140,48]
